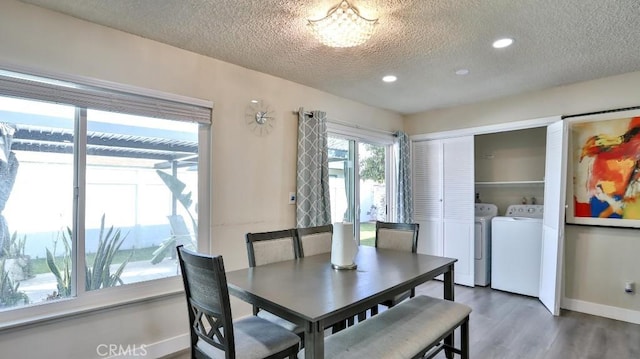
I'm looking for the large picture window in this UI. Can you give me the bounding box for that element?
[0,69,211,312]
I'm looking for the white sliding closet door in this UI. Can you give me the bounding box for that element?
[539,120,568,315]
[442,136,475,286]
[413,140,443,256]
[412,136,475,286]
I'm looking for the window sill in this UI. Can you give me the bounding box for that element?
[0,276,183,333]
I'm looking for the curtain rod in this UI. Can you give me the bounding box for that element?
[292,110,397,136]
[293,110,314,117]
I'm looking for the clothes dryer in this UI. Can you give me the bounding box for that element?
[491,204,544,297]
[474,203,498,286]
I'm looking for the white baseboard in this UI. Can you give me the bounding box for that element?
[562,297,640,324]
[148,334,190,358]
[105,333,189,359]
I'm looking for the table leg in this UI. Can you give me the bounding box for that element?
[444,264,454,301]
[444,264,455,359]
[304,320,324,359]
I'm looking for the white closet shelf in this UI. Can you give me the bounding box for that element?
[475,180,544,186]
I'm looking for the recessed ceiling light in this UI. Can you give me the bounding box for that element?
[382,75,397,83]
[455,69,470,76]
[250,99,259,104]
[492,38,514,49]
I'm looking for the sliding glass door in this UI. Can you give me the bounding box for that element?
[327,135,389,246]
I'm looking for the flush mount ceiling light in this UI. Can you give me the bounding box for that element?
[492,38,514,49]
[382,75,397,83]
[308,0,378,48]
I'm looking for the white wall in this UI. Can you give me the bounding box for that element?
[406,71,640,322]
[405,71,640,134]
[0,1,403,357]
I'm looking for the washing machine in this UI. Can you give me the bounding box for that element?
[474,203,498,286]
[491,204,544,297]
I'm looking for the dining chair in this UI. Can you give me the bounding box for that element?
[296,224,333,257]
[176,245,300,359]
[371,221,420,315]
[245,229,304,336]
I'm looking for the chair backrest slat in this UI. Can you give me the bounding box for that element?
[375,221,420,253]
[297,224,333,257]
[245,229,299,267]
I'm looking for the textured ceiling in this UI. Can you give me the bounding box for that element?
[17,0,640,115]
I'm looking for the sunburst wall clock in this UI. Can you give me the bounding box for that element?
[245,99,276,136]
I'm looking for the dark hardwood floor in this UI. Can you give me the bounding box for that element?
[413,281,640,359]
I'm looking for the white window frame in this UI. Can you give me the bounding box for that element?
[0,64,212,330]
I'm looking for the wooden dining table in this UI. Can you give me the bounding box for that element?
[226,246,457,359]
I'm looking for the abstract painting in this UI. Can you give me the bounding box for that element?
[567,108,640,228]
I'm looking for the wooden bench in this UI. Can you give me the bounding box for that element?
[300,295,471,359]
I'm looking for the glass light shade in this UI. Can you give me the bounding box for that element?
[492,38,514,48]
[308,0,378,48]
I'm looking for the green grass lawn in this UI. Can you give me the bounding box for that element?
[29,246,160,275]
[360,222,375,247]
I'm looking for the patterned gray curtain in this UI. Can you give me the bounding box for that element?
[296,108,331,227]
[395,131,413,223]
